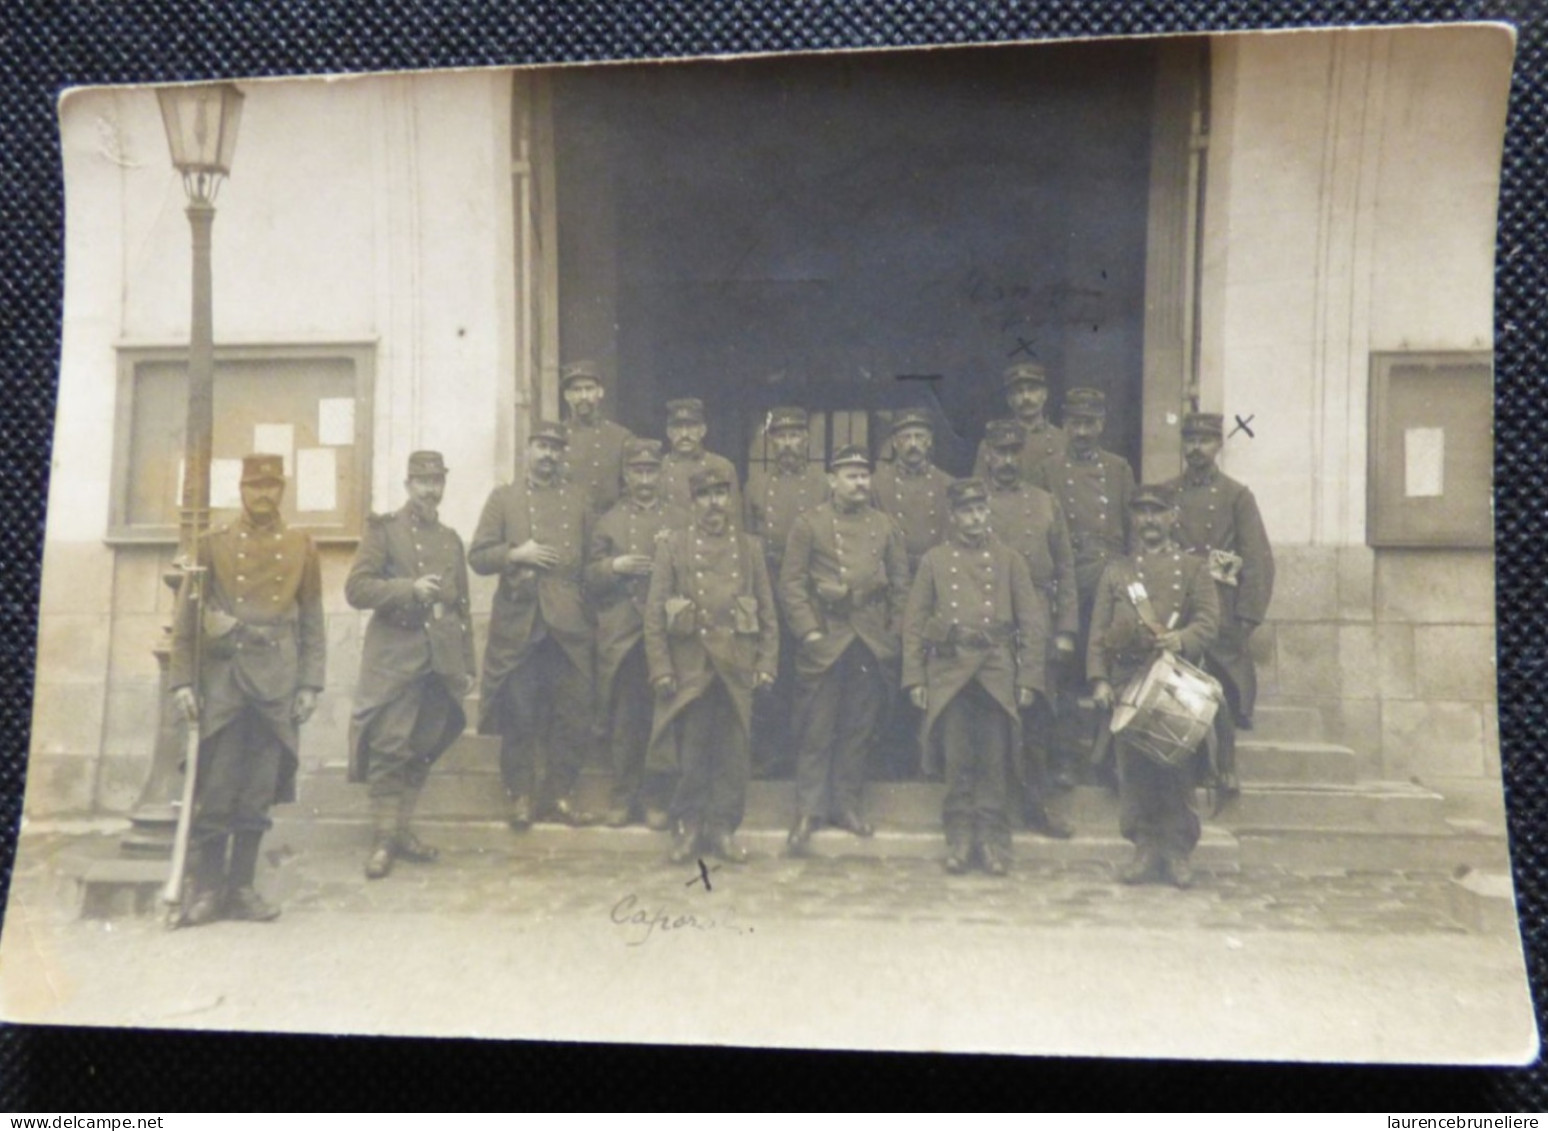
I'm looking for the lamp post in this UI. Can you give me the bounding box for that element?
[124,83,245,855]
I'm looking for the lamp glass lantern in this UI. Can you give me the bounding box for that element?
[157,83,245,204]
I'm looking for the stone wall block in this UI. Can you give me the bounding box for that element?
[1336,545,1376,622]
[39,542,114,615]
[319,547,359,614]
[1382,699,1485,779]
[1375,550,1494,624]
[22,754,94,816]
[107,614,172,684]
[1325,698,1383,779]
[1274,622,1340,698]
[1414,624,1497,702]
[1336,624,1379,699]
[1249,622,1278,697]
[300,688,353,772]
[324,611,366,691]
[1266,544,1339,621]
[35,614,112,685]
[100,683,161,761]
[112,548,175,615]
[28,683,106,758]
[1375,622,1416,699]
[96,754,153,813]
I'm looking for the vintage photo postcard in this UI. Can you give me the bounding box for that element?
[0,23,1535,1064]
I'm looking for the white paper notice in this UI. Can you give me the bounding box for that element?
[1404,427,1445,498]
[296,447,337,512]
[210,459,243,509]
[318,398,355,446]
[253,423,295,476]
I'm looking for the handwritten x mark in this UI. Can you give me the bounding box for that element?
[1229,414,1256,439]
[1008,336,1038,359]
[686,858,721,892]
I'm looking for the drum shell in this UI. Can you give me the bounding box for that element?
[1111,651,1223,768]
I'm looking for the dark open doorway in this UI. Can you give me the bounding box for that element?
[552,40,1193,477]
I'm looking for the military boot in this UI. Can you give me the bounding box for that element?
[365,795,396,880]
[394,786,439,864]
[943,817,973,875]
[226,831,281,922]
[667,820,699,865]
[182,836,229,928]
[1118,845,1162,885]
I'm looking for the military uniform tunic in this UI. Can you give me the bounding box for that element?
[972,419,1068,483]
[870,462,953,574]
[1028,448,1136,602]
[470,475,594,800]
[985,481,1080,638]
[170,516,326,832]
[564,417,634,515]
[744,462,829,575]
[780,502,910,820]
[661,449,742,518]
[1164,465,1275,724]
[1088,545,1220,859]
[344,505,475,794]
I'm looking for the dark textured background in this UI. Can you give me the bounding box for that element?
[1,0,1543,1111]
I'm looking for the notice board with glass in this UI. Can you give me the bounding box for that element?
[1367,351,1493,549]
[108,342,374,544]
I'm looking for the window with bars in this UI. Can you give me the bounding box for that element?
[745,409,871,471]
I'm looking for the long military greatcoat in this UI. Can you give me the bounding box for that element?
[972,419,1067,482]
[986,480,1080,638]
[661,449,742,517]
[902,533,1045,774]
[169,516,326,804]
[585,495,689,714]
[1164,466,1275,714]
[778,501,910,679]
[744,462,829,575]
[344,505,476,784]
[1029,447,1136,598]
[870,461,952,573]
[469,476,593,732]
[643,523,779,768]
[564,417,634,515]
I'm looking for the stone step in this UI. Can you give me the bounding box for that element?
[1236,828,1508,872]
[1246,703,1325,743]
[1219,781,1450,834]
[1236,740,1358,785]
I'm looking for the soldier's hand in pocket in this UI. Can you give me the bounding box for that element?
[292,687,319,725]
[172,686,199,723]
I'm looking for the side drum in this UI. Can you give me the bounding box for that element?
[1110,650,1224,768]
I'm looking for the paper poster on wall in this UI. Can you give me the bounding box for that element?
[296,446,337,512]
[318,397,355,446]
[253,423,295,476]
[210,458,243,509]
[1404,426,1445,498]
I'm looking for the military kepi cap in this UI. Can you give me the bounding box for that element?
[406,450,448,478]
[241,453,285,485]
[830,443,871,471]
[985,419,1027,450]
[688,465,734,497]
[888,409,934,435]
[765,406,809,432]
[1002,361,1049,389]
[560,359,602,387]
[1182,411,1225,438]
[622,438,665,466]
[528,420,569,447]
[666,397,706,424]
[1064,387,1108,418]
[946,477,990,509]
[1130,483,1177,511]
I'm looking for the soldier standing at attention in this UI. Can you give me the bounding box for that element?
[871,409,953,577]
[659,397,741,518]
[1164,411,1275,798]
[559,359,634,515]
[982,419,1078,839]
[1089,484,1219,888]
[743,406,829,777]
[973,362,1067,481]
[779,444,910,855]
[645,465,778,865]
[903,478,1047,877]
[1028,386,1136,784]
[470,421,596,831]
[586,439,689,829]
[170,453,325,925]
[346,451,475,880]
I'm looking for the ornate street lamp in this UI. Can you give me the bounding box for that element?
[123,83,245,856]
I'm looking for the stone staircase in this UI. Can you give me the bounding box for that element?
[274,701,1505,874]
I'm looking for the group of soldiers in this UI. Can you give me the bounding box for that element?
[166,358,1273,926]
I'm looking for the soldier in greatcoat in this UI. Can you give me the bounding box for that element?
[1089,484,1220,888]
[586,439,689,829]
[743,406,829,777]
[559,359,634,515]
[659,397,742,517]
[870,409,953,577]
[1164,411,1275,798]
[345,451,475,880]
[972,362,1067,481]
[982,419,1078,839]
[170,453,326,926]
[903,478,1047,876]
[779,444,910,854]
[644,465,779,865]
[470,421,596,830]
[1027,386,1136,784]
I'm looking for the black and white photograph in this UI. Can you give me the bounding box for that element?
[0,22,1534,1064]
